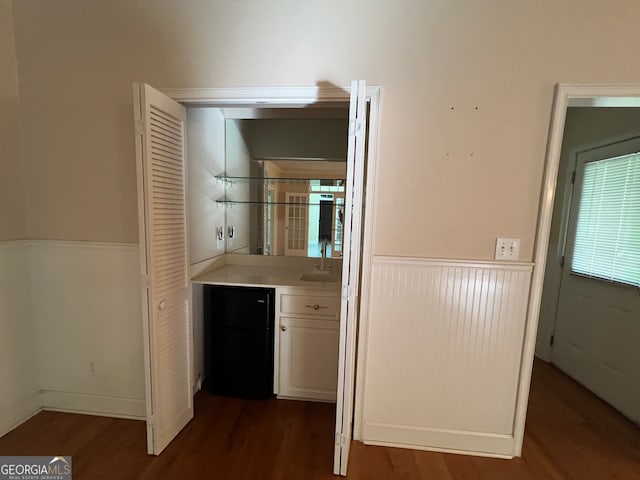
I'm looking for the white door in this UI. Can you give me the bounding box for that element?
[133,83,194,454]
[553,136,640,423]
[284,192,308,256]
[334,80,367,476]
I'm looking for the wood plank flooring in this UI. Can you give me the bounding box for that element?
[1,359,639,479]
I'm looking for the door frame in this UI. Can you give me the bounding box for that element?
[515,84,640,455]
[161,84,382,442]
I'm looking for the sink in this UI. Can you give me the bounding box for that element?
[300,273,340,283]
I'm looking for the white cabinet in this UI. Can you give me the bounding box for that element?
[276,289,340,402]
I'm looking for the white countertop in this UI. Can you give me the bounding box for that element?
[192,263,341,291]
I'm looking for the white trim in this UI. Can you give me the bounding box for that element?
[363,423,514,458]
[26,239,139,250]
[162,85,381,106]
[512,83,640,456]
[0,239,31,247]
[0,239,139,250]
[363,440,513,460]
[372,255,533,271]
[132,82,155,454]
[0,391,42,439]
[40,390,146,420]
[353,86,381,441]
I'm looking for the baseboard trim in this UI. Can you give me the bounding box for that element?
[362,422,515,458]
[40,390,145,420]
[0,391,42,438]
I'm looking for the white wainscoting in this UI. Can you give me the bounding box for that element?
[361,256,533,457]
[27,240,146,419]
[0,241,40,437]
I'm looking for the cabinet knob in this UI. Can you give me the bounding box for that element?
[281,325,287,332]
[158,300,167,310]
[305,304,327,311]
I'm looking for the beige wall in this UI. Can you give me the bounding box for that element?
[10,0,640,260]
[0,0,24,240]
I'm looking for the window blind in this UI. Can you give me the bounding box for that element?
[571,152,640,287]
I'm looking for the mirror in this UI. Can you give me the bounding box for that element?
[221,115,348,258]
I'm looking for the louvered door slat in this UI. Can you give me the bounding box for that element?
[152,153,184,168]
[152,170,183,183]
[152,162,183,176]
[151,136,183,154]
[149,120,183,141]
[151,107,183,125]
[135,83,193,456]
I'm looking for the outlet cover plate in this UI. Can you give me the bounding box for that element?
[495,238,520,260]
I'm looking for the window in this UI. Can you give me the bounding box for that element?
[571,152,640,286]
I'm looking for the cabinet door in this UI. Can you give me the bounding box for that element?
[278,317,339,402]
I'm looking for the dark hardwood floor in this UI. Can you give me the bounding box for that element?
[1,359,639,479]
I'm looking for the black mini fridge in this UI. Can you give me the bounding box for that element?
[204,285,275,399]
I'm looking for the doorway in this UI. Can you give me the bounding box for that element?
[133,82,380,476]
[523,87,640,449]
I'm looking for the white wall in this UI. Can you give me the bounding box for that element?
[186,107,226,265]
[0,242,39,436]
[225,119,251,253]
[535,107,640,360]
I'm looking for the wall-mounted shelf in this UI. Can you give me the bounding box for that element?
[216,175,345,187]
[215,199,343,207]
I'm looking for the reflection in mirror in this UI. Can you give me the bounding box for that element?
[218,161,347,258]
[221,116,348,258]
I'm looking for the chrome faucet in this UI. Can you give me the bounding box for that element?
[320,239,329,271]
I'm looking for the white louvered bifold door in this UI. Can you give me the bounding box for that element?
[133,83,193,455]
[334,80,367,476]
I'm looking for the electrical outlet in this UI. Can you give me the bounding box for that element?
[495,238,520,260]
[216,226,224,249]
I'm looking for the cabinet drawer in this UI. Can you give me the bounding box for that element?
[280,293,340,318]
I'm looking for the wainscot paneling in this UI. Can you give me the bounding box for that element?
[362,256,533,457]
[27,240,146,420]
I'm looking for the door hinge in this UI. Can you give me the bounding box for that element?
[135,117,145,136]
[560,255,565,268]
[335,432,346,447]
[348,119,362,137]
[142,273,150,289]
[342,285,353,300]
[550,334,555,346]
[571,171,576,184]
